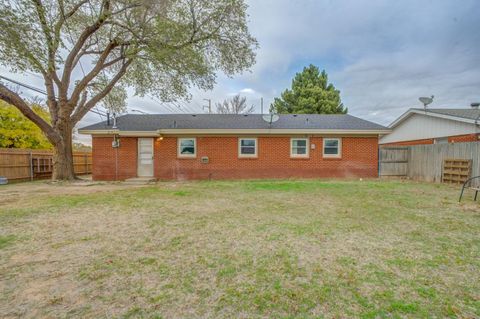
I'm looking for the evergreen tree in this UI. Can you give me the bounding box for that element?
[271,65,347,114]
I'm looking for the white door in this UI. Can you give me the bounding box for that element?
[137,138,154,177]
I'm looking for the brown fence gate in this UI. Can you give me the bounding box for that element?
[379,147,409,177]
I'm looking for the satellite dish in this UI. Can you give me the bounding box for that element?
[419,95,434,109]
[262,113,279,124]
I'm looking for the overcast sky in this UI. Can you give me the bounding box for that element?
[1,0,479,144]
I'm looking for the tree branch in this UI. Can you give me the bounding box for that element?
[60,0,111,100]
[32,0,64,89]
[68,40,120,107]
[71,59,132,124]
[111,4,141,16]
[32,0,53,48]
[0,83,61,144]
[41,71,59,125]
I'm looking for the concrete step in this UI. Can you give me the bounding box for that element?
[124,177,157,185]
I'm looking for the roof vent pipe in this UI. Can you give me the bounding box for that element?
[471,102,480,109]
[112,113,117,129]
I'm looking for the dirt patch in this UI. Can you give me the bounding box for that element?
[0,180,147,209]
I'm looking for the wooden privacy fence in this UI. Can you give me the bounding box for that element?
[380,142,480,186]
[379,147,409,176]
[0,148,92,182]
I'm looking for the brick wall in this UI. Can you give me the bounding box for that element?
[448,133,480,143]
[92,136,138,181]
[381,138,434,146]
[92,135,379,180]
[381,133,480,146]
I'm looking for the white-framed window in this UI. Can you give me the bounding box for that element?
[290,138,309,158]
[238,138,258,158]
[323,138,341,158]
[177,137,196,158]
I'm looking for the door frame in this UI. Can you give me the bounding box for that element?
[137,137,154,177]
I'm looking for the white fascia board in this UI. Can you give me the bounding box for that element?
[78,129,159,137]
[78,129,120,135]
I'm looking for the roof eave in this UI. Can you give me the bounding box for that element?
[79,128,391,135]
[389,109,479,128]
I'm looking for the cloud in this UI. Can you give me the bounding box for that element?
[189,0,480,125]
[239,88,256,94]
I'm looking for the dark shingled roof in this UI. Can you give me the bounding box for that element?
[411,108,480,121]
[79,114,389,132]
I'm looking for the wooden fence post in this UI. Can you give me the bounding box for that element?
[29,150,33,181]
[84,153,88,174]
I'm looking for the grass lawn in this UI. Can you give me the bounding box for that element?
[0,179,479,318]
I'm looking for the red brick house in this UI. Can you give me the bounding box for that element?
[380,107,480,146]
[79,114,390,181]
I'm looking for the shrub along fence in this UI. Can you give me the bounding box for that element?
[380,141,480,187]
[0,148,92,182]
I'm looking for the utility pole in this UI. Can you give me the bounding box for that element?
[203,98,212,114]
[260,97,264,114]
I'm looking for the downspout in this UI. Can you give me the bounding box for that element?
[113,113,118,181]
[115,139,118,181]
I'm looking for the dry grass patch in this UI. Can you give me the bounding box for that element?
[0,179,479,318]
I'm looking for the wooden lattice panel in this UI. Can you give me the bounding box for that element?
[442,159,472,184]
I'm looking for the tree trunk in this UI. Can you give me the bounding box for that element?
[51,123,75,180]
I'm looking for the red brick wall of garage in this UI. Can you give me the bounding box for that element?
[153,136,379,180]
[381,138,434,146]
[91,135,379,180]
[381,133,480,146]
[92,136,138,181]
[448,133,480,143]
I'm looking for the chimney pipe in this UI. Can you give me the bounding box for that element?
[107,112,110,126]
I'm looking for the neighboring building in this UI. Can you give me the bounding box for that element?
[79,114,390,181]
[380,107,480,146]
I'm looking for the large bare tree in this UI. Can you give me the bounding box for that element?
[0,0,257,180]
[215,94,253,114]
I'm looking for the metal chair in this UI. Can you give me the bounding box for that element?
[459,176,480,202]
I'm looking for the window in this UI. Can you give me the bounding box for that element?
[323,138,341,158]
[291,138,309,157]
[178,138,196,157]
[239,138,257,157]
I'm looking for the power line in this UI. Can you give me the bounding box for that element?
[146,94,177,113]
[167,101,184,113]
[180,101,200,114]
[193,101,204,113]
[171,101,193,114]
[0,74,107,118]
[0,75,47,95]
